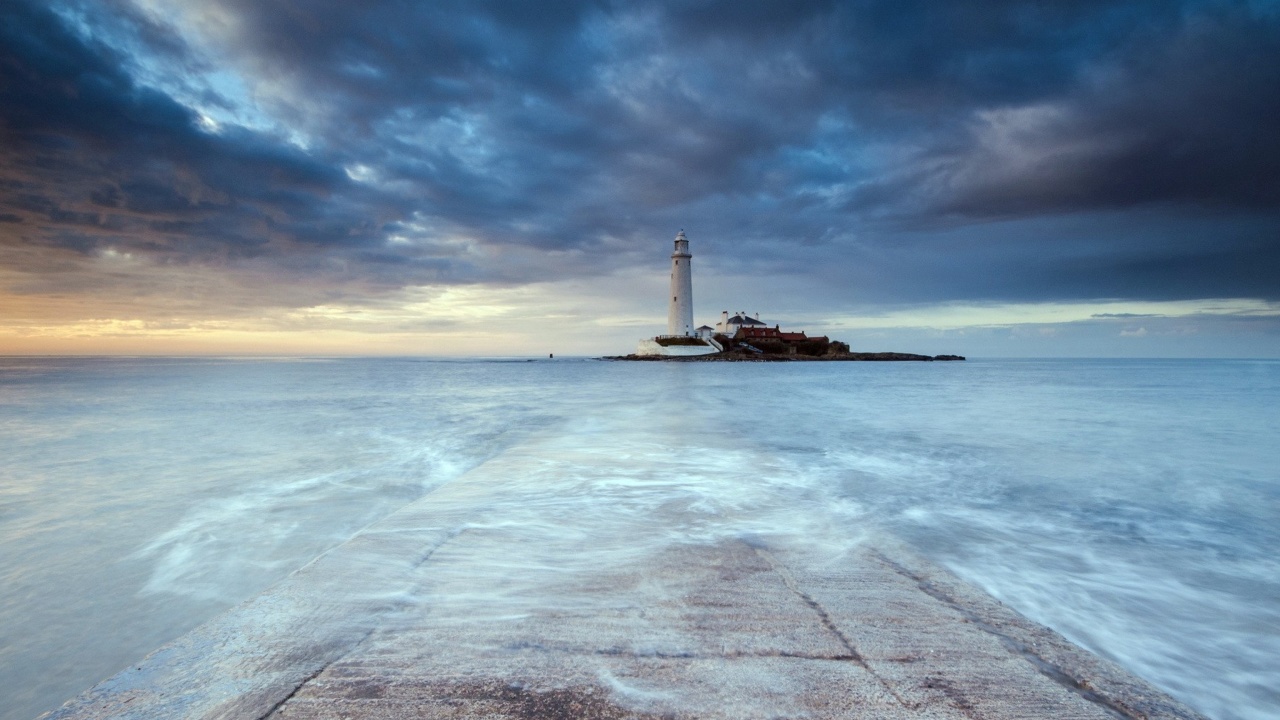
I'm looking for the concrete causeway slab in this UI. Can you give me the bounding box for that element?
[42,449,1208,720]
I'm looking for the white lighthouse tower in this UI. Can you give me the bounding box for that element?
[634,229,717,356]
[667,230,694,336]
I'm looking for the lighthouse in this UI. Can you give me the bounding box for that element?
[634,229,716,356]
[667,230,694,336]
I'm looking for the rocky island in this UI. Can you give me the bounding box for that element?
[608,351,966,362]
[627,231,962,362]
[608,334,965,362]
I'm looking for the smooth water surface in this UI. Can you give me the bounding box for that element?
[0,357,1276,720]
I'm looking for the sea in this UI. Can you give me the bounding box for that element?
[0,357,1276,720]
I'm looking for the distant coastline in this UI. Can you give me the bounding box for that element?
[604,350,965,362]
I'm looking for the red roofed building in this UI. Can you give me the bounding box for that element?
[734,326,783,341]
[730,325,832,355]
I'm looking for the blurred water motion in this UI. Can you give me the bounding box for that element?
[0,357,1276,720]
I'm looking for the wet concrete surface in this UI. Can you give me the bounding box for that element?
[41,454,1207,720]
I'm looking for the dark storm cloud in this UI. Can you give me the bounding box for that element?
[0,1,421,285]
[903,5,1280,217]
[2,0,1278,309]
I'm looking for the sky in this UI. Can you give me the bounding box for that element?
[1,0,1278,357]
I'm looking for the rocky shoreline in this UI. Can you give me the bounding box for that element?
[605,351,965,362]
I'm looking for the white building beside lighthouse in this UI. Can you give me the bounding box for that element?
[635,230,719,356]
[668,230,694,336]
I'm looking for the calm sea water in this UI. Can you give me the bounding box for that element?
[0,357,1276,720]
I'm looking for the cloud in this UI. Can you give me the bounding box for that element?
[0,2,408,275]
[1,0,1279,349]
[929,8,1280,217]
